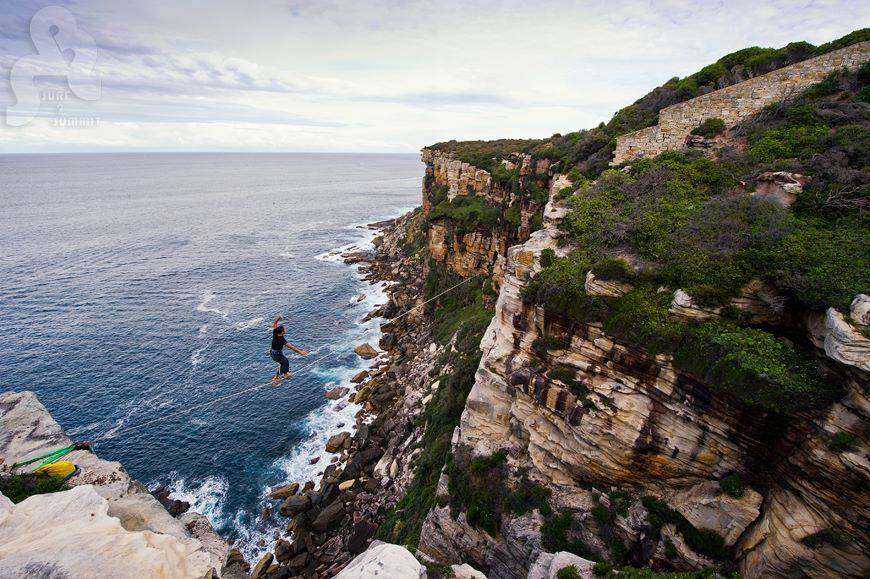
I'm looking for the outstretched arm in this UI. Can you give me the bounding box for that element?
[286,342,310,357]
[272,314,283,329]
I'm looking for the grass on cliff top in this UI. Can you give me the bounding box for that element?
[429,28,868,178]
[0,473,68,504]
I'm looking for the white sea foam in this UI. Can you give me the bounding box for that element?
[196,293,228,318]
[234,219,395,562]
[190,347,205,367]
[161,473,229,526]
[235,317,265,330]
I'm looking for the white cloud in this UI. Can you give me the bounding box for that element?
[0,0,867,152]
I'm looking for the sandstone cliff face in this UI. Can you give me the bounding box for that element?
[0,391,231,578]
[421,148,549,285]
[416,184,869,578]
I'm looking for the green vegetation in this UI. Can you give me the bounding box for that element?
[642,496,730,561]
[590,257,635,282]
[399,207,427,256]
[557,566,583,579]
[800,527,858,549]
[829,431,858,453]
[377,264,493,549]
[0,473,67,504]
[541,511,596,559]
[431,29,868,178]
[540,248,557,268]
[719,474,745,499]
[533,334,571,354]
[593,562,614,577]
[445,451,552,536]
[429,194,504,235]
[674,321,839,412]
[548,366,588,398]
[691,118,726,138]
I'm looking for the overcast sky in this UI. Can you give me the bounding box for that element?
[0,0,867,153]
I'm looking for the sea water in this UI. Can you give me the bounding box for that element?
[0,152,421,558]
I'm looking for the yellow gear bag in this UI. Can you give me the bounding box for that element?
[33,461,77,480]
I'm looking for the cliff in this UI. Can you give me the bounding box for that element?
[0,391,239,579]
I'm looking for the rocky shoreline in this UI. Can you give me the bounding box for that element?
[252,209,440,578]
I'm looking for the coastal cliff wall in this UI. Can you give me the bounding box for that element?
[613,40,870,164]
[0,391,237,579]
[421,148,553,285]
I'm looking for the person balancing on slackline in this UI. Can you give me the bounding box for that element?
[270,314,310,382]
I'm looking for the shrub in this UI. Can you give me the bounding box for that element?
[829,431,857,453]
[801,528,857,549]
[691,118,726,138]
[593,562,613,577]
[0,474,67,504]
[556,565,582,579]
[719,474,745,499]
[541,512,595,559]
[674,321,838,412]
[428,195,504,234]
[540,248,556,268]
[548,366,588,398]
[590,257,635,282]
[533,335,570,354]
[749,123,830,163]
[642,496,730,560]
[602,287,685,354]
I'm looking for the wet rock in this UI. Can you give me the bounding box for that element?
[325,386,349,400]
[310,500,345,533]
[150,486,191,517]
[326,431,351,453]
[274,539,293,564]
[260,506,272,523]
[350,370,369,383]
[278,494,311,517]
[309,456,321,465]
[354,343,378,359]
[251,552,273,579]
[268,483,300,500]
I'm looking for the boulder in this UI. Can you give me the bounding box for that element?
[379,333,397,350]
[851,294,870,326]
[251,552,274,579]
[527,551,595,579]
[347,520,378,555]
[0,485,216,579]
[339,479,356,491]
[672,480,762,546]
[326,431,351,453]
[325,386,349,400]
[807,306,870,372]
[335,541,425,578]
[268,483,300,500]
[354,343,379,359]
[452,562,488,578]
[752,171,811,207]
[351,370,369,383]
[584,270,632,298]
[278,494,312,517]
[310,500,345,533]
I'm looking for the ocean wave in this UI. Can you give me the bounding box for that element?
[196,292,228,318]
[160,473,230,527]
[235,316,265,331]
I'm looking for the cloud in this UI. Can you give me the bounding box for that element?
[0,0,867,153]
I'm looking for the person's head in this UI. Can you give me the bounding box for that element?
[275,325,285,337]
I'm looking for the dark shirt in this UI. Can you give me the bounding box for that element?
[271,329,287,352]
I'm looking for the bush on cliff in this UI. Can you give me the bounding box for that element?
[642,496,730,561]
[691,118,726,138]
[0,473,67,504]
[428,194,503,235]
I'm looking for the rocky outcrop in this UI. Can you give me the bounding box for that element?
[528,551,595,579]
[613,41,870,164]
[416,181,869,577]
[334,541,425,578]
[0,390,228,577]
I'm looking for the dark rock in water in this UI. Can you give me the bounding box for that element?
[325,431,350,453]
[268,483,299,500]
[379,332,397,350]
[149,485,190,517]
[350,370,369,384]
[260,506,272,523]
[302,481,315,492]
[353,343,378,359]
[347,520,377,555]
[309,456,320,465]
[310,500,345,533]
[278,494,312,517]
[325,386,349,400]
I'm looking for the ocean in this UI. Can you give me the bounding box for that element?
[0,152,421,559]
